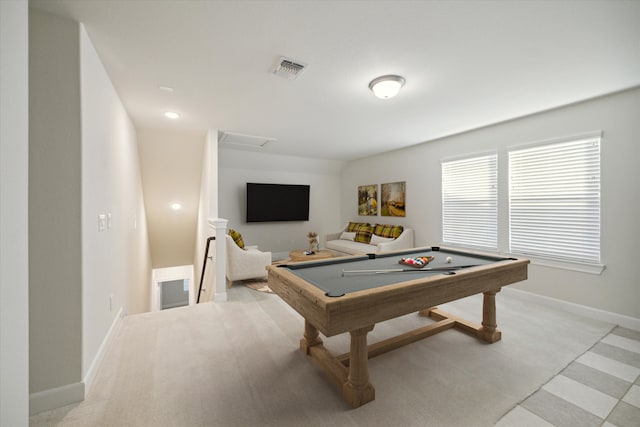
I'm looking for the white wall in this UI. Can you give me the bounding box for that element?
[193,130,217,303]
[342,88,640,319]
[208,131,219,220]
[0,1,29,424]
[79,23,152,382]
[219,149,346,257]
[138,128,205,268]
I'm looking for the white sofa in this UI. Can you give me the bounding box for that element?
[325,224,414,255]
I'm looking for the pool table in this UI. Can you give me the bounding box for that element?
[266,246,529,408]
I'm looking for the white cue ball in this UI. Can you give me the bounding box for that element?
[446,256,453,263]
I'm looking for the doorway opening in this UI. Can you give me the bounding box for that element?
[151,265,194,312]
[160,279,189,310]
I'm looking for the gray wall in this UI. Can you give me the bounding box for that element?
[29,8,83,395]
[341,88,640,319]
[1,0,29,424]
[219,149,346,257]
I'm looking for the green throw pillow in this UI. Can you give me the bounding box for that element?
[354,224,373,244]
[228,229,245,249]
[347,221,370,232]
[374,224,404,239]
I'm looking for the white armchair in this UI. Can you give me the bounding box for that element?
[225,234,272,288]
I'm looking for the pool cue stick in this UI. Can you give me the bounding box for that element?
[342,268,404,275]
[341,265,480,276]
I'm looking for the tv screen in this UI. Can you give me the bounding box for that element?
[246,183,310,222]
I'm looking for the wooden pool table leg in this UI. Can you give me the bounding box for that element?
[480,289,502,343]
[300,319,323,353]
[421,288,503,343]
[342,325,376,408]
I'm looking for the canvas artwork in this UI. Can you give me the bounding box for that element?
[381,181,406,217]
[357,184,378,216]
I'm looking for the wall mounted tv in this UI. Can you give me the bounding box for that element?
[246,183,310,222]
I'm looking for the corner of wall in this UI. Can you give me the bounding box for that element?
[194,130,217,304]
[29,382,85,416]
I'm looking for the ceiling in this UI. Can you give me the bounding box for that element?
[30,0,640,161]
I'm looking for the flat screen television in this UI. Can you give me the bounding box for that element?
[246,183,310,222]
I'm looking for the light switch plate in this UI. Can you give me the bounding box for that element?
[98,214,107,231]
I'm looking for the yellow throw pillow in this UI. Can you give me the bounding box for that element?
[228,229,245,249]
[374,224,404,239]
[354,224,373,244]
[347,221,369,232]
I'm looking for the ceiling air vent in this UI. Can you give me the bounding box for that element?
[218,131,275,149]
[272,56,307,80]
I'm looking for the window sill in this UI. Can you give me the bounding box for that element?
[504,252,605,275]
[439,243,605,275]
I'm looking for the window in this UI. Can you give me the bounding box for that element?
[509,135,601,264]
[442,154,497,249]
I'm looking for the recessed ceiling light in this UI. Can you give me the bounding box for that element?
[369,75,406,99]
[170,203,182,210]
[164,111,181,120]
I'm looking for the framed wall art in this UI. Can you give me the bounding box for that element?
[381,181,406,217]
[357,184,378,216]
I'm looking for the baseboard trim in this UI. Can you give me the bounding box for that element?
[161,301,188,310]
[29,307,126,415]
[503,287,640,331]
[29,382,85,415]
[83,306,124,393]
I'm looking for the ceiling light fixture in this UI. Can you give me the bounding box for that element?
[368,75,406,99]
[164,111,181,119]
[170,203,182,210]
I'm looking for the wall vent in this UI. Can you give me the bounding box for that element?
[272,56,307,80]
[218,131,275,149]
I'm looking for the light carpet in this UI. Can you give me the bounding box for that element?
[30,286,615,426]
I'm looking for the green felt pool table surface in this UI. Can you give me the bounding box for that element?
[283,247,513,297]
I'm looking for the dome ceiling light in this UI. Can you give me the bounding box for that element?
[368,75,406,99]
[164,111,181,119]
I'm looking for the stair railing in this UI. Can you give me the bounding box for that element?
[197,236,215,303]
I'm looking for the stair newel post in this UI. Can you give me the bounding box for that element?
[209,218,229,302]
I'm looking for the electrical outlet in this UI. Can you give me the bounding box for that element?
[98,214,107,231]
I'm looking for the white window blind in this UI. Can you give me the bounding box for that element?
[442,154,497,249]
[509,136,601,263]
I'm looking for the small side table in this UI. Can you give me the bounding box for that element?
[289,249,334,262]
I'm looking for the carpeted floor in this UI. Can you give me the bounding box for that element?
[30,285,617,426]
